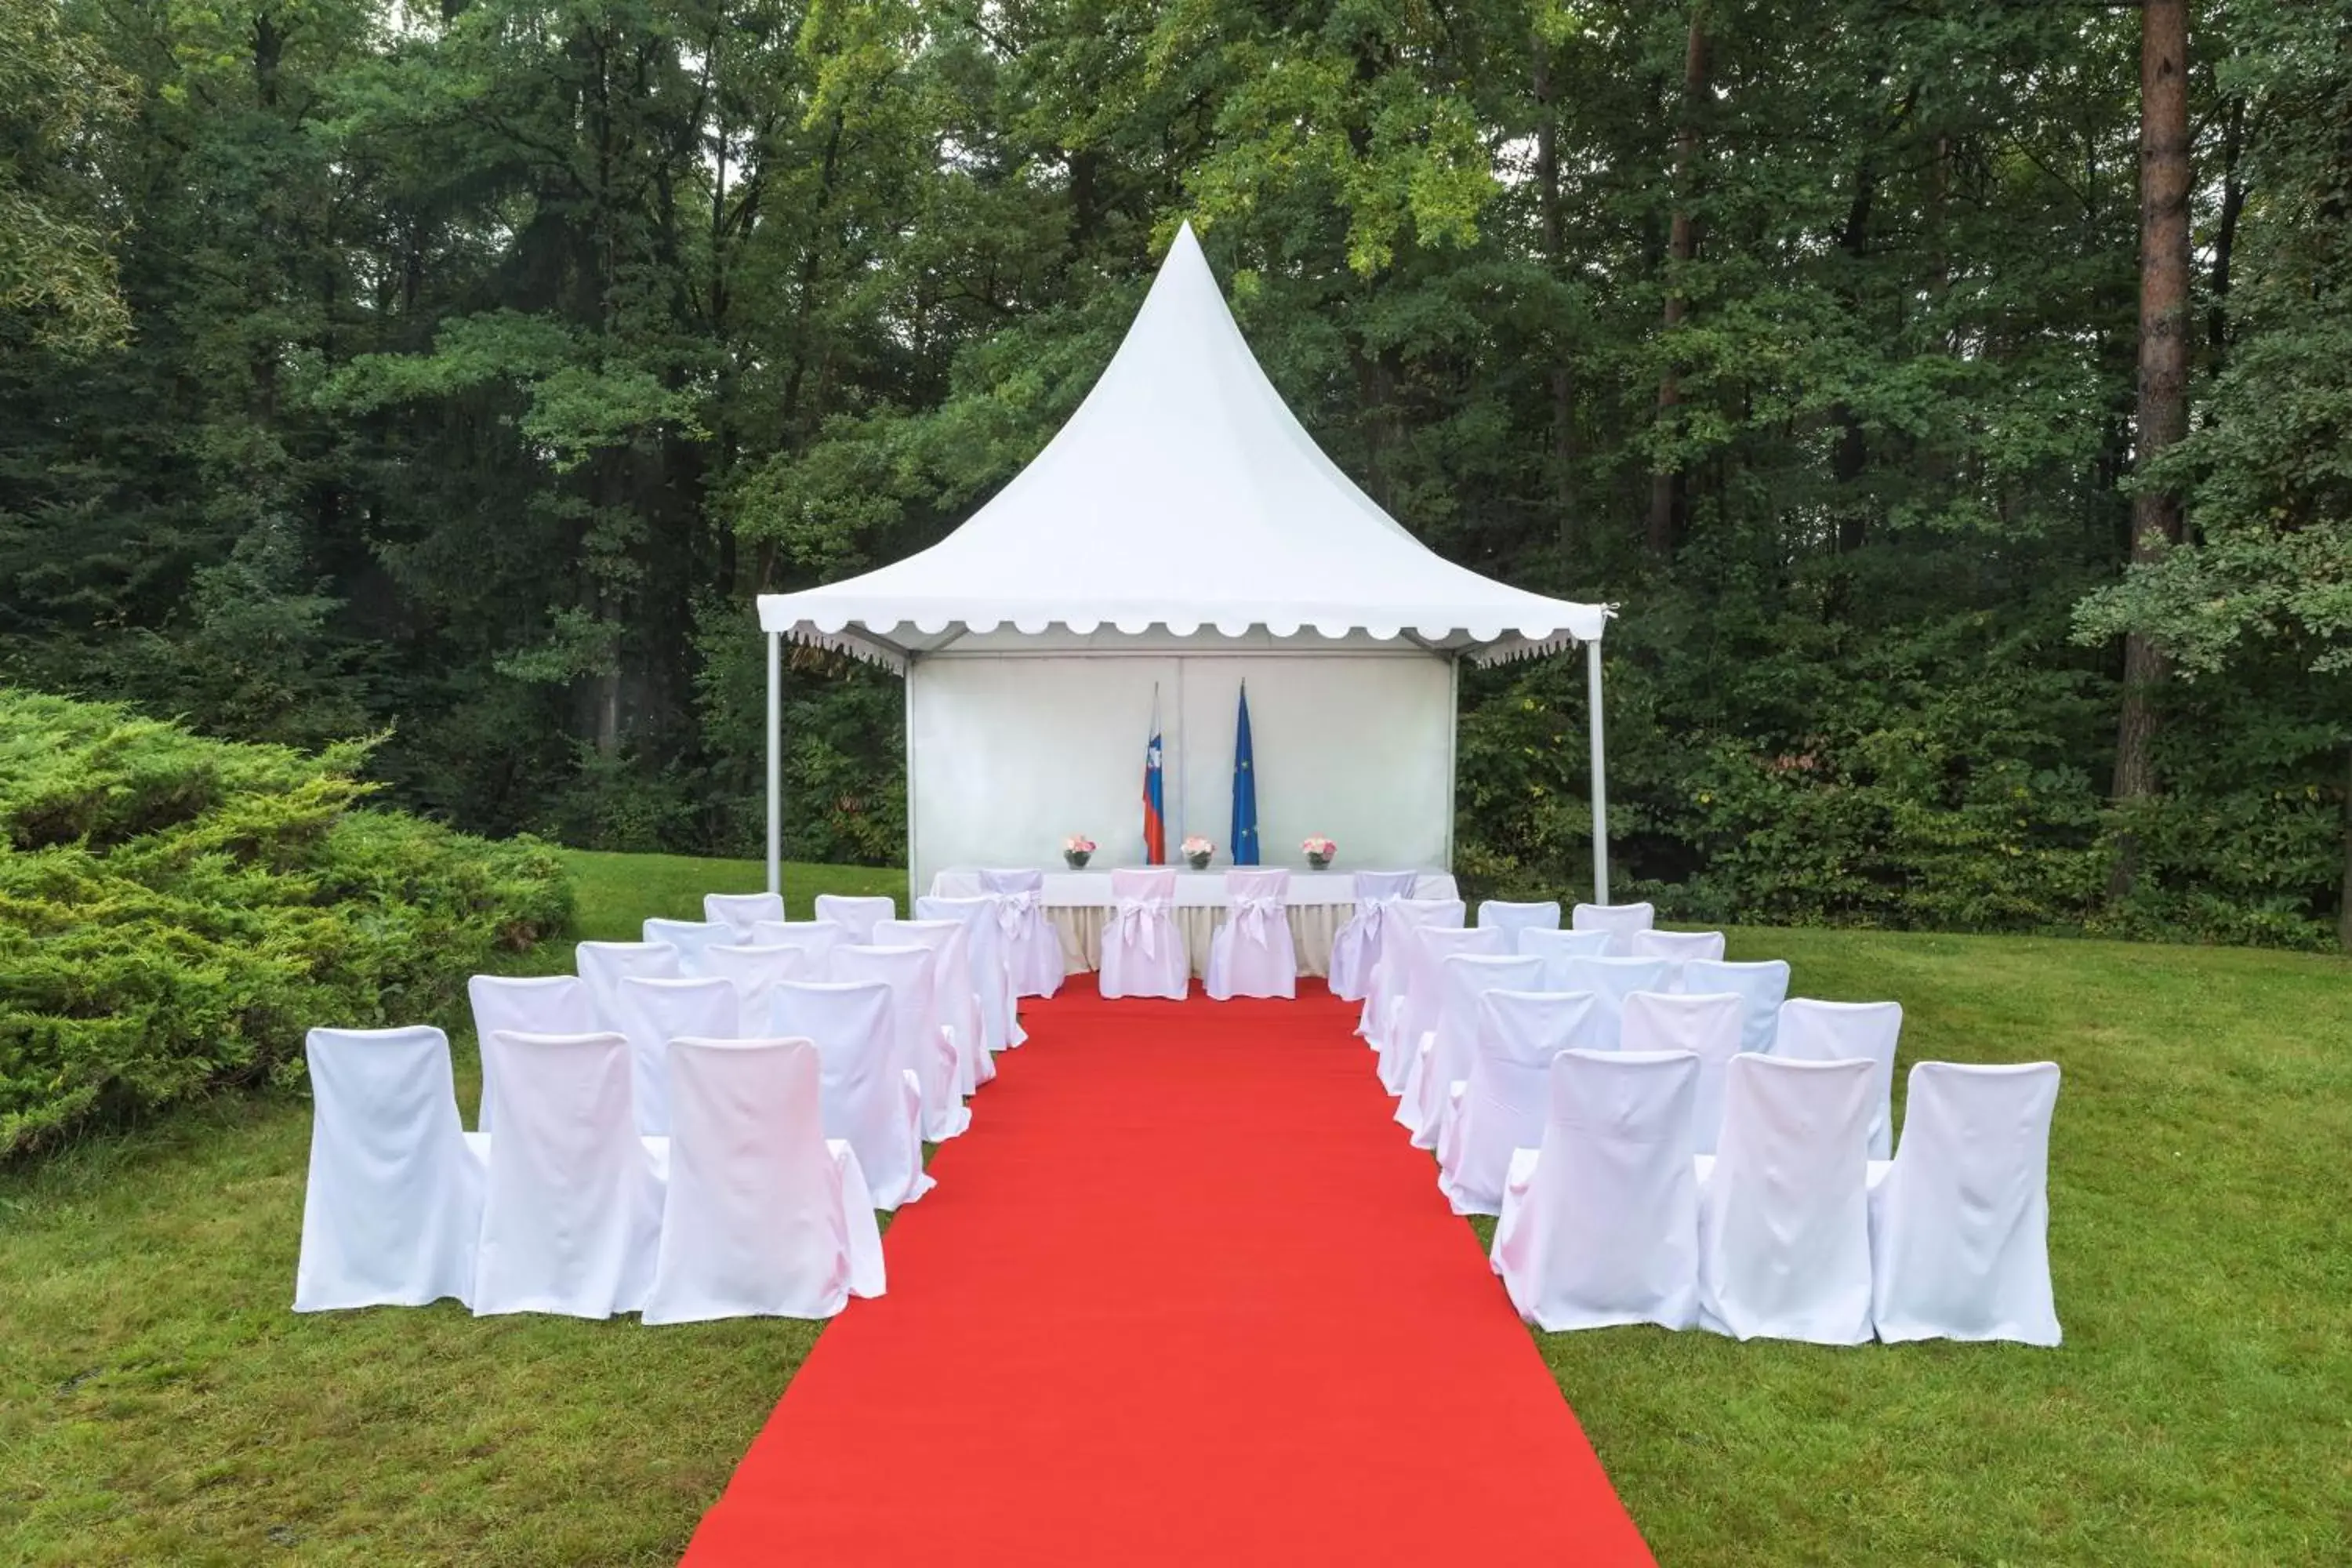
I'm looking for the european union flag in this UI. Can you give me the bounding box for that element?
[1231,682,1259,865]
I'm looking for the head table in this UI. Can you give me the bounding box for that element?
[925,868,1461,980]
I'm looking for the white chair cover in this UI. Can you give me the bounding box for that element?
[1619,991,1747,1155]
[701,942,813,1030]
[1550,956,1674,1049]
[1492,1048,1701,1331]
[1475,899,1562,946]
[1206,868,1297,1000]
[1401,951,1544,1147]
[641,918,738,975]
[774,980,934,1212]
[1697,1054,1875,1344]
[612,975,741,1136]
[295,1025,485,1312]
[471,1030,662,1318]
[575,940,683,1033]
[748,919,848,979]
[873,917,992,1098]
[641,1037,885,1324]
[1569,899,1656,955]
[979,869,1063,999]
[1774,998,1905,1159]
[1376,924,1506,1094]
[1681,958,1791,1057]
[812,893,896,944]
[1870,1062,2062,1345]
[914,894,1025,1051]
[834,942,966,1142]
[1516,925,1617,981]
[703,891,786,935]
[1358,896,1465,1043]
[1628,927,1726,972]
[466,975,593,1134]
[1098,867,1186,1000]
[1328,869,1421,1001]
[1438,989,1601,1215]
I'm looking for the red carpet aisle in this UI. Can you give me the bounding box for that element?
[682,983,1653,1566]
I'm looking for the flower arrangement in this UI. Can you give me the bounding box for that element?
[1302,836,1336,869]
[1063,833,1095,869]
[1181,834,1214,869]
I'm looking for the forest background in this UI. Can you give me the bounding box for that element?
[3,0,2347,948]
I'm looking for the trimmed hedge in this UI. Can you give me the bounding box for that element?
[0,690,570,1155]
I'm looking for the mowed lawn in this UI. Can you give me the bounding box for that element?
[1,855,2346,1565]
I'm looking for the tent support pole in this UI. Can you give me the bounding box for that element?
[1585,637,1610,905]
[765,630,782,896]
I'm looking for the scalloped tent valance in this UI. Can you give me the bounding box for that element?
[754,221,1610,673]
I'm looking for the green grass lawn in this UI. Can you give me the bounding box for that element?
[2,855,2347,1564]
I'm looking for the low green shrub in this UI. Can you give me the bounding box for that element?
[0,689,570,1156]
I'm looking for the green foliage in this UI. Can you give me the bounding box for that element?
[0,0,2346,942]
[0,689,571,1156]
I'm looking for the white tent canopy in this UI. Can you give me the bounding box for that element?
[755,222,1615,898]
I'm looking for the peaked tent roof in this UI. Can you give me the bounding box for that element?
[756,222,1610,670]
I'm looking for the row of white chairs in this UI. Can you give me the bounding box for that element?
[1487,1050,2061,1345]
[1335,887,2057,1345]
[294,1023,885,1323]
[296,884,1057,1323]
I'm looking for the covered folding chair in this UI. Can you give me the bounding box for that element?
[1629,927,1726,973]
[748,918,848,981]
[834,942,965,1143]
[1682,958,1791,1058]
[873,917,991,1097]
[775,980,933,1212]
[1439,990,1601,1216]
[1551,956,1674,1049]
[1696,1054,1875,1345]
[1620,990,1747,1156]
[1492,1048,1702,1331]
[1475,899,1562,948]
[813,893,896,944]
[980,869,1063,999]
[1870,1061,2062,1345]
[703,891,786,936]
[1774,997,1905,1159]
[641,1037,886,1324]
[915,894,1025,1051]
[575,940,683,1033]
[1358,896,1465,1044]
[701,943,812,1033]
[1328,870,1421,1003]
[471,1030,663,1319]
[466,974,593,1134]
[1517,926,1615,982]
[1403,950,1544,1148]
[1099,867,1186,1000]
[1376,924,1507,1095]
[612,975,741,1136]
[1569,899,1656,956]
[641,918,738,975]
[295,1025,486,1312]
[1206,868,1297,1000]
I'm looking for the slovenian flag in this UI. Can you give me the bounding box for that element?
[1142,687,1167,865]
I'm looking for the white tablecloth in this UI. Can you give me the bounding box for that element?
[927,869,1460,978]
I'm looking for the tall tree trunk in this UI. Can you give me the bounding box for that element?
[1647,8,1707,558]
[2111,0,2192,825]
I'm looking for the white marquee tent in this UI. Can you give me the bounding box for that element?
[754,222,1617,898]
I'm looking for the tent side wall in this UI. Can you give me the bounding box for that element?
[904,650,1454,895]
